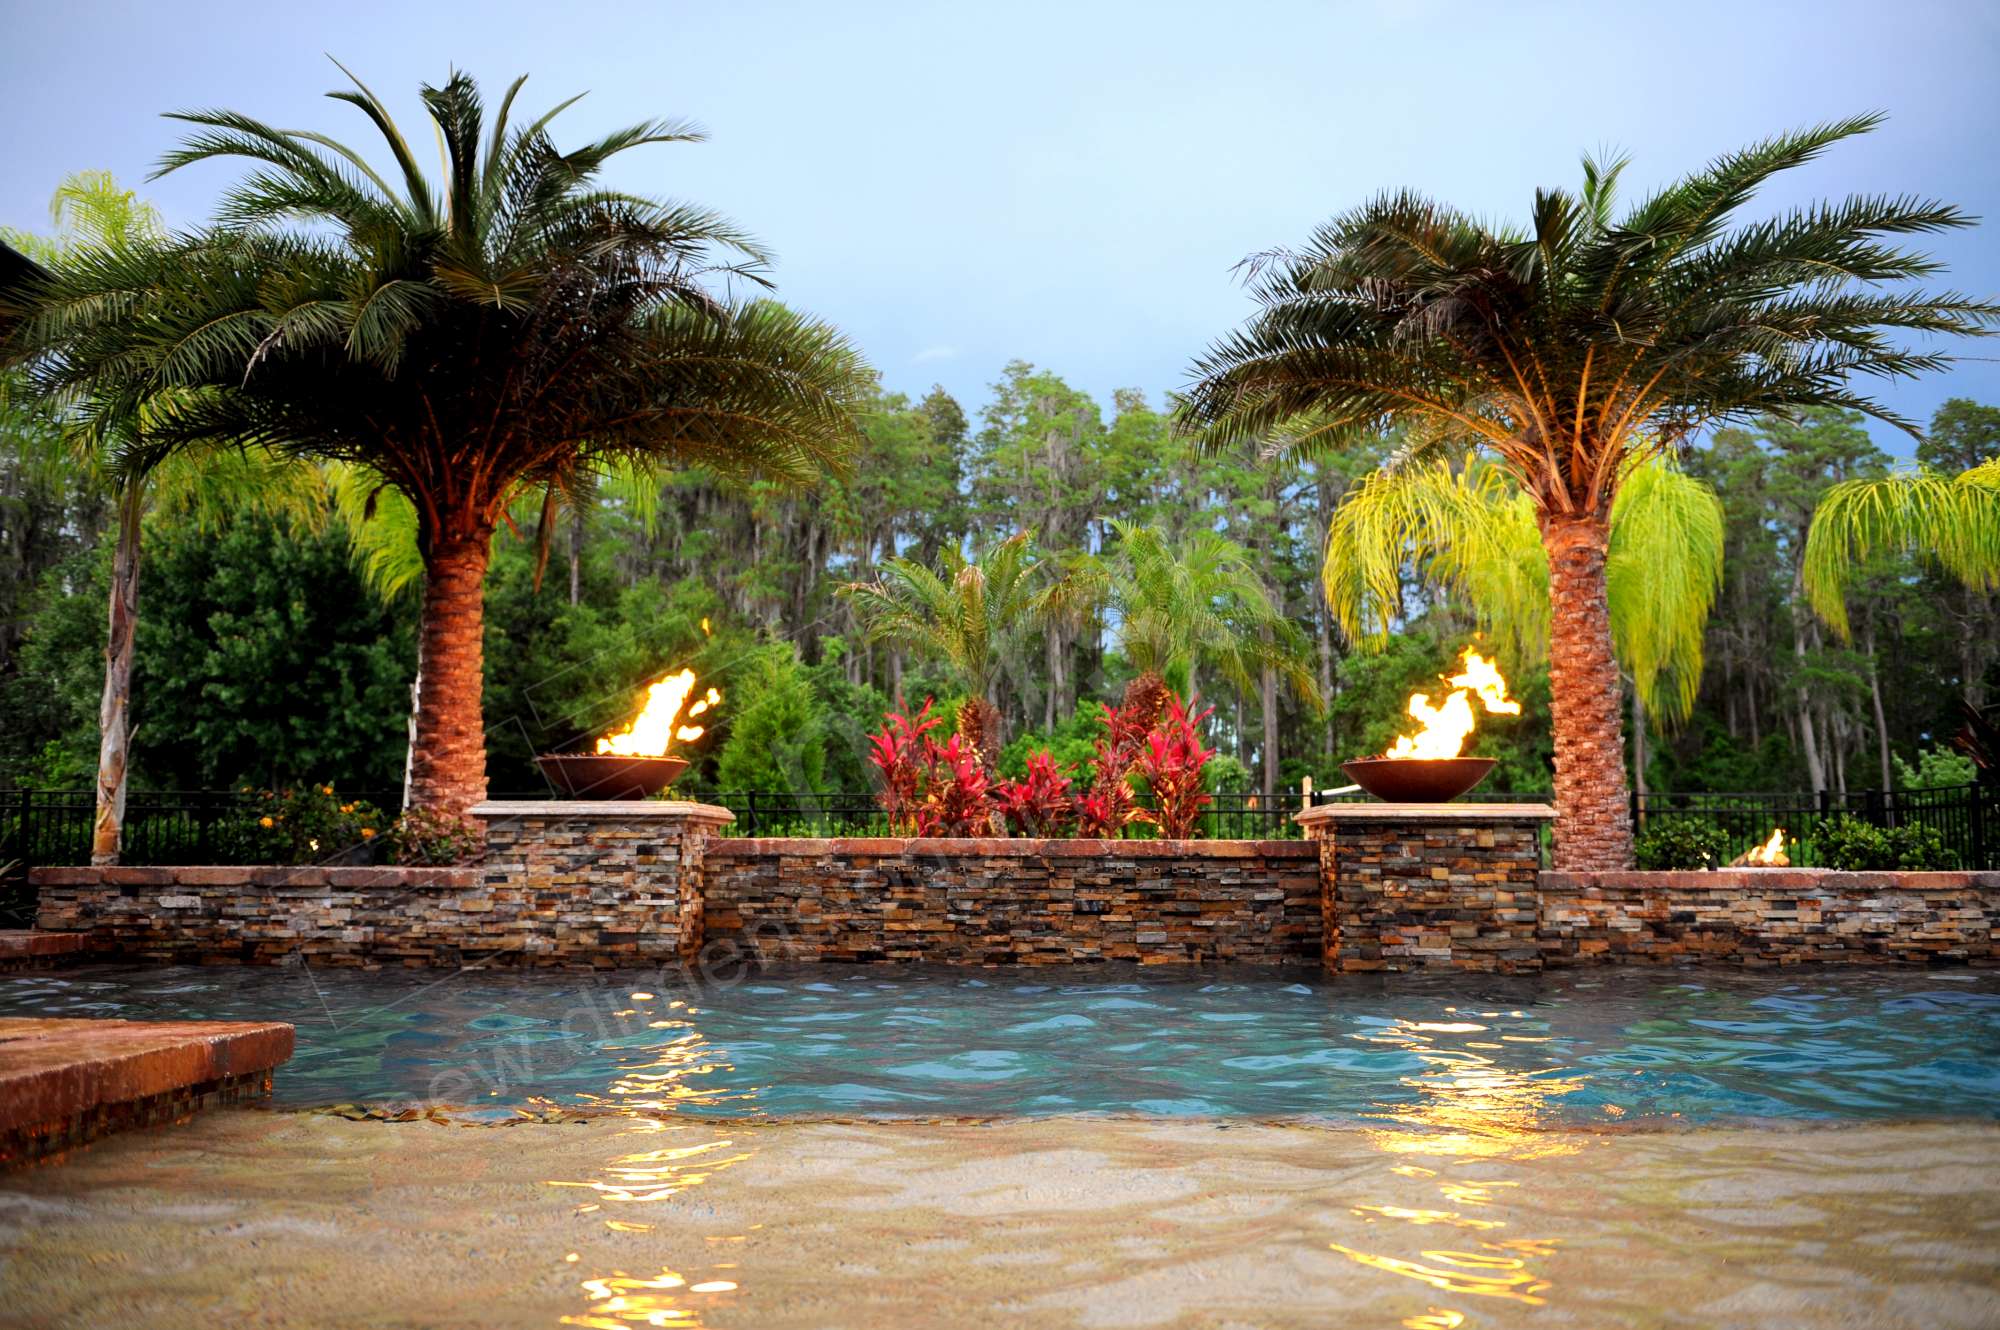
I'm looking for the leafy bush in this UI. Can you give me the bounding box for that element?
[226,783,385,865]
[866,699,943,836]
[1134,694,1216,840]
[994,751,1077,837]
[1887,822,1957,870]
[1893,745,1977,791]
[1075,696,1153,838]
[1818,816,1896,871]
[385,806,483,866]
[913,733,995,836]
[1633,818,1730,870]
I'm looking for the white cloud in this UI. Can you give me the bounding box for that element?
[912,344,958,363]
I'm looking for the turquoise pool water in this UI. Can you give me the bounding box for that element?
[5,964,1995,1124]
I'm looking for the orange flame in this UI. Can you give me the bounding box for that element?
[1744,827,1788,866]
[1384,650,1521,760]
[596,669,721,757]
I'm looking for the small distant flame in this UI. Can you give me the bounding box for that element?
[1383,649,1521,760]
[595,668,721,757]
[1744,827,1788,866]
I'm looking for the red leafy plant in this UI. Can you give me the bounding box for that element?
[994,751,1077,838]
[866,699,943,835]
[1074,696,1155,839]
[867,700,997,837]
[1132,694,1216,840]
[915,732,996,836]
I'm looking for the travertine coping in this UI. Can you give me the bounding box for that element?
[709,837,1316,857]
[1542,869,2000,891]
[1294,801,1556,828]
[469,800,734,824]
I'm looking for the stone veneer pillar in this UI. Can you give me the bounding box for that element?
[1295,801,1555,973]
[470,800,734,965]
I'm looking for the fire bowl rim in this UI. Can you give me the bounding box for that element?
[533,752,690,801]
[1339,755,1498,803]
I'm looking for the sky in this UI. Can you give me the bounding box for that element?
[5,0,1998,452]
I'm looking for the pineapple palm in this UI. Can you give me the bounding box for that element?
[1179,117,1997,868]
[2,67,869,816]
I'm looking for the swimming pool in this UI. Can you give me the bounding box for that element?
[9,963,1994,1126]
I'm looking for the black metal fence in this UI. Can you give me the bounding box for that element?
[1630,783,1992,870]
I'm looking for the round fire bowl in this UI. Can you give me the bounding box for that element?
[535,754,689,800]
[1340,756,1497,803]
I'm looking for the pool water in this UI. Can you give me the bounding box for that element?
[4,964,1995,1125]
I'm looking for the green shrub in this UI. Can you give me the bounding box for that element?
[1634,818,1730,870]
[1818,816,1895,870]
[225,783,385,864]
[1886,822,1957,870]
[386,807,483,866]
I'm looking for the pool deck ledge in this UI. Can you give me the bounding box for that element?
[0,1016,294,1168]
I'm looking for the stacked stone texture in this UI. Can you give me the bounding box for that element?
[703,837,1323,966]
[1539,869,2000,966]
[1305,817,1546,973]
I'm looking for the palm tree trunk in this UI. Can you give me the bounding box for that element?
[91,486,142,866]
[1261,662,1279,797]
[1865,626,1893,792]
[408,531,492,816]
[1542,516,1634,870]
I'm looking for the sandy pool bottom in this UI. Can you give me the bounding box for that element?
[0,1111,1994,1329]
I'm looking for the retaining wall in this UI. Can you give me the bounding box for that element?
[703,837,1321,965]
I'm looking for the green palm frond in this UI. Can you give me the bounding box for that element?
[1180,117,1997,520]
[1803,457,2000,638]
[2,65,868,558]
[1323,456,1723,725]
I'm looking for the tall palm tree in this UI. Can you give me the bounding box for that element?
[4,173,326,863]
[839,531,1072,757]
[1100,521,1319,732]
[3,67,869,817]
[1178,117,1996,868]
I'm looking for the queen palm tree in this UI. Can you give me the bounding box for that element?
[1178,117,1996,868]
[1100,521,1319,733]
[3,67,869,817]
[4,173,326,862]
[839,531,1072,757]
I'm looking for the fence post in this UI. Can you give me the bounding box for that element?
[1864,787,1886,828]
[1973,781,1989,871]
[1629,786,1642,833]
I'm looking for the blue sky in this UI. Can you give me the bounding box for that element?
[5,0,1997,450]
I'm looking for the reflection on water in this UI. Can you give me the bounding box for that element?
[548,992,755,1329]
[1338,1012,1567,1323]
[6,965,1996,1124]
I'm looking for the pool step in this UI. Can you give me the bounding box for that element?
[0,930,94,971]
[0,1017,294,1168]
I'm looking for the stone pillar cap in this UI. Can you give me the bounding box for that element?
[469,800,735,823]
[1295,801,1555,827]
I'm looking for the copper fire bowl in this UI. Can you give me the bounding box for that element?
[534,753,689,800]
[1340,756,1497,803]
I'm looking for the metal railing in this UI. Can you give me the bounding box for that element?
[1631,783,1992,869]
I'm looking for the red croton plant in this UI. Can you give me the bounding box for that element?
[867,691,1215,840]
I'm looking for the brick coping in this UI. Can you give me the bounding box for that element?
[709,836,1318,858]
[1296,802,1556,826]
[1543,869,2000,891]
[0,1016,294,1138]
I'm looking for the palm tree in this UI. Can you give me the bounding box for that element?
[2,67,868,817]
[839,531,1072,757]
[1099,522,1319,753]
[4,173,326,863]
[1178,117,1996,869]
